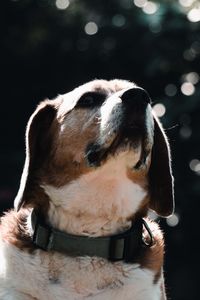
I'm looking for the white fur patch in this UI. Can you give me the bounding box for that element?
[0,240,162,300]
[42,152,146,237]
[99,96,123,148]
[100,95,122,131]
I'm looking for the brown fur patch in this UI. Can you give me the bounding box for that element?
[139,219,164,283]
[0,208,34,250]
[40,108,97,187]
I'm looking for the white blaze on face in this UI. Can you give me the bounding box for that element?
[100,96,122,131]
[100,95,123,147]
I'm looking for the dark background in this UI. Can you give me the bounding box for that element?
[1,0,200,299]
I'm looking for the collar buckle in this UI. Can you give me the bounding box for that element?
[109,219,143,262]
[33,222,54,251]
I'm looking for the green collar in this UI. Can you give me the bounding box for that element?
[31,210,153,262]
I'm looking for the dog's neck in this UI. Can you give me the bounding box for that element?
[41,153,148,237]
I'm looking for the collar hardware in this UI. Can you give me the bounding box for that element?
[142,218,154,247]
[33,222,54,251]
[31,210,153,263]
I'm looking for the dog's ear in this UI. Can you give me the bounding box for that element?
[148,114,174,217]
[14,100,57,211]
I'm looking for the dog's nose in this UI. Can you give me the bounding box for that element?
[120,88,151,132]
[121,88,151,109]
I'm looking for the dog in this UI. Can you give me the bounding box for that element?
[0,79,174,300]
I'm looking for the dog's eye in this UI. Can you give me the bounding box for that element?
[77,92,105,108]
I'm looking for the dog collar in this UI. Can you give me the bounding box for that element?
[31,210,153,262]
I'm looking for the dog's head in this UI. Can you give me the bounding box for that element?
[15,79,174,225]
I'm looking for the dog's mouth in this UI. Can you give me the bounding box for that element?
[86,133,148,169]
[86,119,153,169]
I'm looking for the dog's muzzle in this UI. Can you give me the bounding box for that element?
[86,87,153,167]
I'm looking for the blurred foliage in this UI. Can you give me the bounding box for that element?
[1,0,200,299]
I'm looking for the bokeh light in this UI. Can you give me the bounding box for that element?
[179,125,192,139]
[133,0,158,14]
[187,7,200,22]
[153,103,166,117]
[180,82,195,96]
[166,213,180,227]
[183,48,196,61]
[134,0,147,8]
[183,72,199,84]
[112,14,126,27]
[179,0,195,7]
[84,22,98,35]
[165,84,177,97]
[55,0,70,10]
[142,1,159,14]
[189,159,200,175]
[149,22,162,33]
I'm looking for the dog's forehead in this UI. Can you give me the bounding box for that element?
[79,79,136,93]
[57,79,136,117]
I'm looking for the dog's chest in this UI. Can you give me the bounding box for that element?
[0,242,161,300]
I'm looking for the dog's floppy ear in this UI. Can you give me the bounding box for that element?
[148,114,174,217]
[14,100,57,211]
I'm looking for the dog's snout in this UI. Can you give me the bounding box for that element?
[121,88,151,109]
[120,88,152,135]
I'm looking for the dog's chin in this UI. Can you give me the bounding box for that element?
[85,134,143,169]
